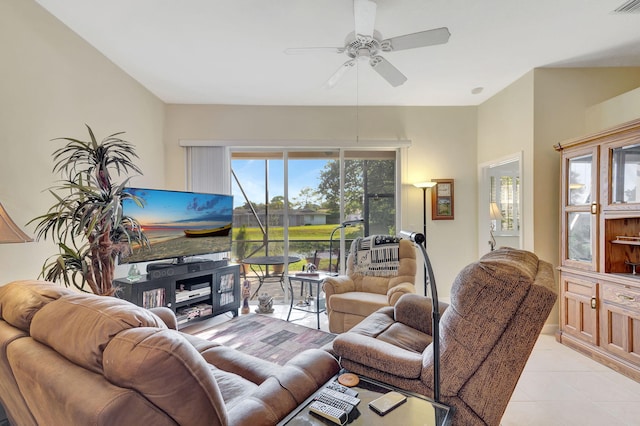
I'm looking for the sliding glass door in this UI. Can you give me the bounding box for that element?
[230,149,397,272]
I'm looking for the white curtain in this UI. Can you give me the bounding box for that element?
[186,146,231,194]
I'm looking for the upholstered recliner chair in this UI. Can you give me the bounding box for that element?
[322,235,416,333]
[332,247,557,426]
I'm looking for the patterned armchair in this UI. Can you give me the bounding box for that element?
[322,235,417,333]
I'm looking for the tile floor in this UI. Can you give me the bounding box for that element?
[183,303,640,426]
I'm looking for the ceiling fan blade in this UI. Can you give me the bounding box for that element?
[325,59,356,88]
[284,47,345,55]
[354,0,377,36]
[381,27,451,52]
[369,56,407,87]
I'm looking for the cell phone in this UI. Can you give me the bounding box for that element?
[368,391,407,416]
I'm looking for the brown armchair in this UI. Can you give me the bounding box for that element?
[332,247,557,426]
[322,236,417,333]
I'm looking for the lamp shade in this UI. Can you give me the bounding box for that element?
[489,202,503,221]
[413,181,437,189]
[0,203,33,243]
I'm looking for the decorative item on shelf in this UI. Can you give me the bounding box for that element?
[126,264,142,282]
[328,219,364,275]
[489,202,504,251]
[255,292,274,314]
[431,179,454,220]
[625,261,640,275]
[398,230,441,403]
[241,279,251,314]
[0,202,33,243]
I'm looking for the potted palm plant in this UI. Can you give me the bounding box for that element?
[30,125,148,296]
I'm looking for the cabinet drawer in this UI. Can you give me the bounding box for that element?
[602,283,640,312]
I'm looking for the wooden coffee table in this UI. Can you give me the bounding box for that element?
[278,373,453,425]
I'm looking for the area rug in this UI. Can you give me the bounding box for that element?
[192,314,336,365]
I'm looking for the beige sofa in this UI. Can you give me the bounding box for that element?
[332,248,557,426]
[0,280,339,426]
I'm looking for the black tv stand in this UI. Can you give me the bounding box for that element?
[116,263,240,328]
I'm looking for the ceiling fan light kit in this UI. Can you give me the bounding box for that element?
[286,0,451,88]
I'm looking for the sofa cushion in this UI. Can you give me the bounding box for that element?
[30,293,166,374]
[329,292,388,317]
[0,280,72,332]
[103,327,228,426]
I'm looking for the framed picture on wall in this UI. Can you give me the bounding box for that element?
[431,179,454,220]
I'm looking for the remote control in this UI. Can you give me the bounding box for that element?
[321,388,361,406]
[309,401,348,425]
[326,381,359,397]
[314,393,355,413]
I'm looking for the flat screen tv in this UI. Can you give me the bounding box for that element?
[120,188,233,265]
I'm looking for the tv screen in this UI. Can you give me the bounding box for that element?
[120,188,233,264]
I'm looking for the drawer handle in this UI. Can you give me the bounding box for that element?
[617,293,636,302]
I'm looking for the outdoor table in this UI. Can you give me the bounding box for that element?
[242,255,301,299]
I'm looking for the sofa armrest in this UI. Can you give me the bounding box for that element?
[333,333,423,379]
[277,349,340,404]
[393,294,449,336]
[149,307,178,330]
[322,275,356,299]
[386,282,415,306]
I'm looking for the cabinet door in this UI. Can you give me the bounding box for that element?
[561,147,599,271]
[602,140,640,211]
[560,273,599,345]
[115,277,173,309]
[214,265,240,312]
[600,282,640,365]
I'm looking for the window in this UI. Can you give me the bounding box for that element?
[230,149,398,267]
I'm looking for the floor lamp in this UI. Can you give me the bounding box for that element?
[399,230,441,403]
[328,219,364,275]
[413,181,436,295]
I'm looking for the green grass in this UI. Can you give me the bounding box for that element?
[232,224,362,241]
[232,224,363,271]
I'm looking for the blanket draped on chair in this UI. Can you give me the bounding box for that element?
[353,235,401,276]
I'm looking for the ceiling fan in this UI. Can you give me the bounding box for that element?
[285,0,450,88]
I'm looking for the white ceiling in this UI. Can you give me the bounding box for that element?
[35,0,640,106]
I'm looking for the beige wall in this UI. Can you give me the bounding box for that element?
[478,71,535,253]
[533,68,640,264]
[164,104,478,296]
[0,1,165,283]
[586,87,640,132]
[477,67,640,330]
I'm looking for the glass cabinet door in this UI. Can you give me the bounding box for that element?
[562,148,598,271]
[610,143,640,205]
[568,154,594,206]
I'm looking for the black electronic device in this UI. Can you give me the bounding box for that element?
[147,259,228,279]
[120,188,233,265]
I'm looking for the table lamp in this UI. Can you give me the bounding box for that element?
[0,202,33,243]
[489,202,503,251]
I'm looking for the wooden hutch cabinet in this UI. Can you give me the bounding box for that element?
[556,117,640,382]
